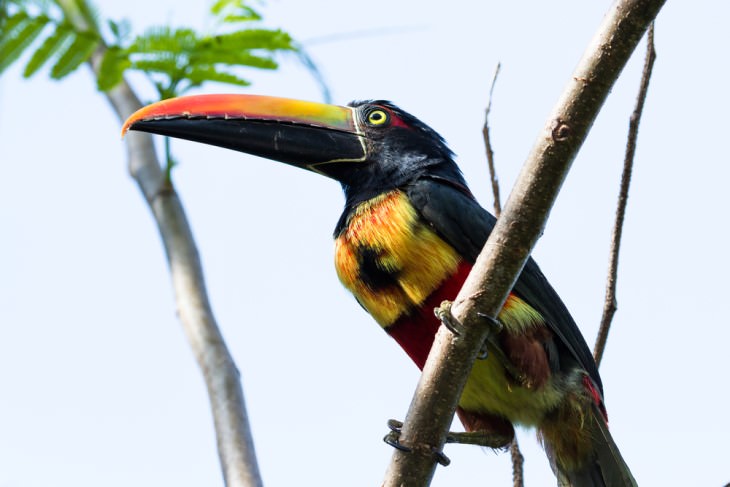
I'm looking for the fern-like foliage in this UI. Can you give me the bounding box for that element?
[0,11,54,73]
[50,28,97,78]
[23,21,73,76]
[1,0,302,100]
[100,13,295,98]
[0,3,101,79]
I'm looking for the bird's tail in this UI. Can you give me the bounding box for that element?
[555,404,637,487]
[540,378,637,486]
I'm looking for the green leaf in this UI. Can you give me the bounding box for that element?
[0,9,29,35]
[130,56,182,75]
[209,0,231,16]
[107,18,130,43]
[127,27,198,55]
[222,11,261,23]
[96,45,131,91]
[4,0,316,99]
[23,22,73,77]
[0,12,49,74]
[184,65,251,88]
[190,42,277,69]
[187,30,293,71]
[50,30,99,79]
[222,52,278,70]
[107,18,120,38]
[211,0,262,22]
[0,6,9,29]
[209,29,294,51]
[75,0,101,33]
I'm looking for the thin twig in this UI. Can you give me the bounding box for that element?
[594,23,656,367]
[510,438,525,487]
[382,1,665,485]
[483,62,502,217]
[56,2,264,485]
[481,61,524,483]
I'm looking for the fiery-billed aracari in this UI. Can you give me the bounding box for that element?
[123,95,636,487]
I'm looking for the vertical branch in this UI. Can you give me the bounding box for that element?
[56,2,263,485]
[111,74,264,487]
[483,62,502,217]
[481,61,524,486]
[594,23,656,367]
[510,438,525,487]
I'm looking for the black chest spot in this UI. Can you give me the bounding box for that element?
[357,246,401,290]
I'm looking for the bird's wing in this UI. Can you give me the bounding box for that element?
[406,177,602,393]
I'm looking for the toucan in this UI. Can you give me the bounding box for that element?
[123,94,636,486]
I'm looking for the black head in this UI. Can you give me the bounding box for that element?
[330,100,468,210]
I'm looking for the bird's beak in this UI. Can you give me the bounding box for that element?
[122,94,367,175]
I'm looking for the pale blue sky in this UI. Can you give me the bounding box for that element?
[1,1,728,486]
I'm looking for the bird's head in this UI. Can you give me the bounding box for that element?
[123,95,468,207]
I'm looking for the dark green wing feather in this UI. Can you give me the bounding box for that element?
[406,177,603,394]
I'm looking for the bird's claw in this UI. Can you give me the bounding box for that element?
[387,418,404,432]
[434,301,462,336]
[477,311,503,333]
[384,419,451,466]
[476,311,504,359]
[434,302,502,360]
[433,303,526,385]
[383,419,412,453]
[431,447,451,466]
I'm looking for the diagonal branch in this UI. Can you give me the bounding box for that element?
[382,1,665,485]
[594,23,656,367]
[56,2,263,485]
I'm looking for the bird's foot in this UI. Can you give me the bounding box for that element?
[434,302,529,386]
[434,300,462,335]
[384,419,451,466]
[384,419,412,453]
[434,301,502,360]
[445,430,514,449]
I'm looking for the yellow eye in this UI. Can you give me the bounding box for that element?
[367,109,389,126]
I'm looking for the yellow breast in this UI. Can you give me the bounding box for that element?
[334,190,462,327]
[334,190,564,424]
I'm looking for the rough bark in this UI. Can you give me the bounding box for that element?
[382,1,666,485]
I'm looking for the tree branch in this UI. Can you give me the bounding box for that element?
[56,2,263,485]
[483,62,502,217]
[594,23,656,367]
[108,63,264,487]
[509,437,525,487]
[481,61,525,485]
[382,1,665,485]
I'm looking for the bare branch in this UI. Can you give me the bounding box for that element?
[510,438,525,487]
[110,69,264,487]
[56,2,263,485]
[481,61,525,483]
[594,23,656,367]
[382,1,665,485]
[110,77,264,487]
[483,62,502,217]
